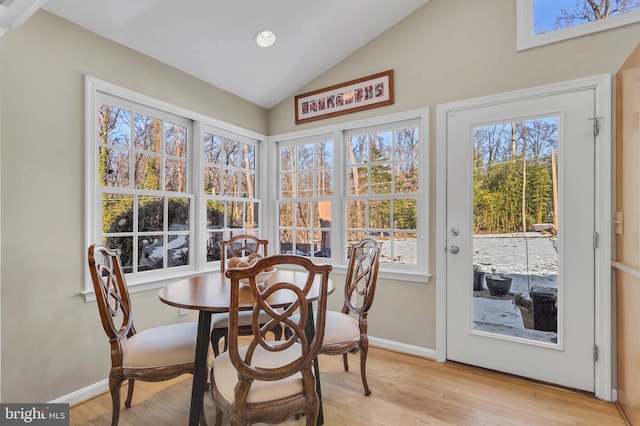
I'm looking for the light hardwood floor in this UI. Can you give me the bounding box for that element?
[70,346,625,425]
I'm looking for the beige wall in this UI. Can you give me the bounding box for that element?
[2,0,640,404]
[0,10,267,402]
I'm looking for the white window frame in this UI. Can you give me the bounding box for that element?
[517,0,640,50]
[275,134,335,260]
[268,108,430,283]
[344,119,421,268]
[84,76,266,300]
[201,123,262,265]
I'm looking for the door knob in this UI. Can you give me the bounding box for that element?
[449,245,459,254]
[450,228,460,236]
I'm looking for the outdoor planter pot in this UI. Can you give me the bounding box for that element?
[514,293,534,329]
[518,305,534,329]
[485,274,512,297]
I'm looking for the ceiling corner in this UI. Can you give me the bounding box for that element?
[0,0,46,36]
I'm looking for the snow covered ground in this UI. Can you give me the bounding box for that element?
[377,232,559,343]
[474,232,558,280]
[473,233,558,343]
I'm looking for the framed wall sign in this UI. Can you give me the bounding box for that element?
[295,70,394,124]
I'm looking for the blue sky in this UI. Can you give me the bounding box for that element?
[533,0,581,33]
[533,0,640,34]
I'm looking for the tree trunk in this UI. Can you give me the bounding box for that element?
[521,127,527,232]
[551,150,558,232]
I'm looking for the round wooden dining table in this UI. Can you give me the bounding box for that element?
[159,269,334,426]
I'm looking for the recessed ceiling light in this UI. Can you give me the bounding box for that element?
[255,29,276,48]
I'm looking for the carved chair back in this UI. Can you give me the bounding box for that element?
[342,238,382,318]
[219,234,268,273]
[88,244,136,352]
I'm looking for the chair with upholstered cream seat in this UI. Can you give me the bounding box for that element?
[210,254,332,426]
[320,237,381,396]
[88,244,209,426]
[211,234,282,356]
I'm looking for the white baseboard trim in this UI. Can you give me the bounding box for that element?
[611,388,618,402]
[368,336,437,360]
[50,379,109,406]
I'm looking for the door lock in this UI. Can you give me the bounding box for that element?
[450,228,460,236]
[449,245,459,254]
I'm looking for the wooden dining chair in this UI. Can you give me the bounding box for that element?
[88,244,208,426]
[320,237,381,396]
[219,234,269,274]
[209,255,332,426]
[212,234,282,356]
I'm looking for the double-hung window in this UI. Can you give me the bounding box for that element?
[345,120,420,266]
[203,126,261,263]
[94,93,193,277]
[275,111,427,278]
[277,136,334,258]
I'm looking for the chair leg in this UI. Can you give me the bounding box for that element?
[306,399,319,426]
[214,407,224,426]
[284,325,293,340]
[342,353,349,372]
[210,328,223,357]
[359,344,371,396]
[125,379,135,408]
[108,375,124,426]
[199,397,208,426]
[222,331,229,353]
[271,323,283,340]
[305,412,315,425]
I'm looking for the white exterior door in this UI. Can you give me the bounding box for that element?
[444,88,596,391]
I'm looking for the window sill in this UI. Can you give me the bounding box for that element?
[329,264,431,284]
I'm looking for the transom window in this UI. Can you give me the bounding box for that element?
[517,0,640,50]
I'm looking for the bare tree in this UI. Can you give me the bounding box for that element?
[555,0,640,29]
[519,124,528,232]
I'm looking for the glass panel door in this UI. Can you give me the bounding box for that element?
[472,118,559,344]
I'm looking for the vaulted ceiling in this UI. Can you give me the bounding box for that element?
[17,0,430,108]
